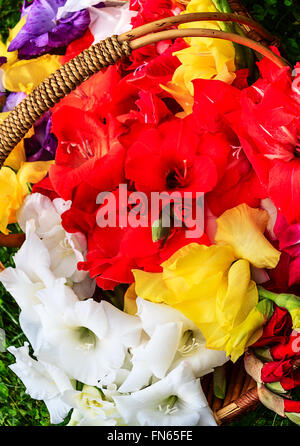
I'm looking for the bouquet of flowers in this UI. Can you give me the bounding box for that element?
[0,0,299,426]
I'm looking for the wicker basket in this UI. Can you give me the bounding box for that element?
[0,0,289,425]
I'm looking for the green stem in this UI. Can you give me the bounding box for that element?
[258,287,300,313]
[212,0,232,13]
[213,365,227,399]
[233,22,255,72]
[212,0,253,70]
[258,286,300,330]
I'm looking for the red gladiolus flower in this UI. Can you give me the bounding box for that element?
[32,175,59,201]
[234,55,300,223]
[284,399,300,413]
[192,78,266,215]
[61,29,94,64]
[261,358,295,384]
[252,306,293,348]
[50,106,127,200]
[281,367,300,391]
[78,222,210,290]
[128,0,181,70]
[273,213,300,287]
[124,116,229,194]
[77,185,210,290]
[271,330,300,361]
[126,39,187,94]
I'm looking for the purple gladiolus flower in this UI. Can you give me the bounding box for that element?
[3,92,27,112]
[8,0,90,59]
[24,111,58,162]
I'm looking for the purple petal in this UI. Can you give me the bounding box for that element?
[3,92,27,112]
[8,0,90,58]
[24,111,58,162]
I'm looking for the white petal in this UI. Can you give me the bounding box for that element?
[72,276,96,300]
[8,343,73,401]
[45,397,72,425]
[89,4,137,44]
[52,198,72,216]
[17,193,62,239]
[114,364,209,426]
[0,267,43,313]
[136,298,196,336]
[118,363,152,394]
[14,221,55,287]
[57,0,102,19]
[102,300,142,347]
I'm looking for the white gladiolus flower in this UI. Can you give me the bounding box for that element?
[118,321,182,393]
[17,193,68,239]
[67,409,117,426]
[119,298,227,393]
[8,343,73,424]
[17,193,95,299]
[0,221,57,349]
[63,385,121,426]
[113,363,217,426]
[35,283,142,385]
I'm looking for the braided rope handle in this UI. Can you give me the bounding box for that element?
[0,12,288,167]
[0,36,131,164]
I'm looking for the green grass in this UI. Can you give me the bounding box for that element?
[0,0,23,41]
[0,0,300,427]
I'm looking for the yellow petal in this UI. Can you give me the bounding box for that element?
[0,113,25,171]
[215,204,281,269]
[124,284,138,316]
[291,309,300,332]
[160,82,194,116]
[0,167,19,234]
[133,270,174,304]
[162,0,236,113]
[225,300,273,362]
[132,236,266,362]
[17,161,54,196]
[0,112,34,171]
[3,54,61,94]
[0,16,27,65]
[216,259,258,332]
[162,243,236,297]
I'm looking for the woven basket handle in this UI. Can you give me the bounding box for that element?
[0,12,288,167]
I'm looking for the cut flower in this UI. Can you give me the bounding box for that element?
[133,205,281,361]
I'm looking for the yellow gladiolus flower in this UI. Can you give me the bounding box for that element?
[215,204,281,269]
[0,16,61,94]
[162,0,236,115]
[2,54,61,94]
[133,205,281,361]
[225,300,274,362]
[0,160,53,234]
